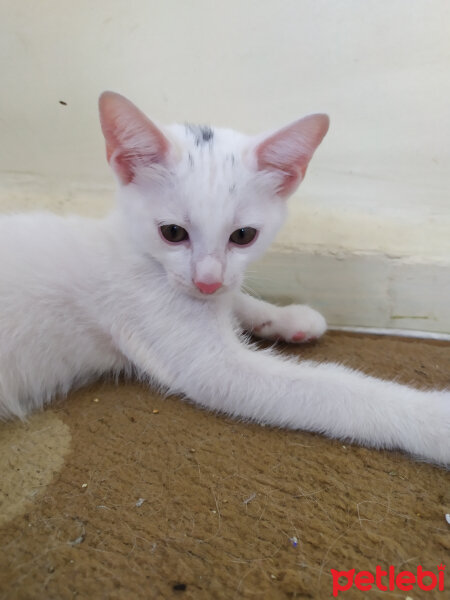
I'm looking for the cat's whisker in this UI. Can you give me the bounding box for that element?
[241,285,263,300]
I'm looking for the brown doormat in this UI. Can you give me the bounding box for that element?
[0,332,449,599]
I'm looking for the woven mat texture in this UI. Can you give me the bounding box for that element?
[0,332,449,599]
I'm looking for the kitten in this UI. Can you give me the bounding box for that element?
[0,92,448,465]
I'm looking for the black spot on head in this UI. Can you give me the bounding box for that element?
[200,126,213,143]
[188,153,194,168]
[185,123,214,146]
[229,183,236,194]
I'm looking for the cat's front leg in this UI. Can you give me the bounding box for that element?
[114,300,449,465]
[233,293,327,343]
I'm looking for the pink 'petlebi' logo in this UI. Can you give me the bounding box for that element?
[330,564,445,597]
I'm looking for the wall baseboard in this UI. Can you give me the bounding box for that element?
[249,250,450,337]
[330,326,450,342]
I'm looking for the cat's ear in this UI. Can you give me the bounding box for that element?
[98,91,171,184]
[254,114,329,198]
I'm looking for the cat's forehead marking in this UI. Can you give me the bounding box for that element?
[185,123,214,146]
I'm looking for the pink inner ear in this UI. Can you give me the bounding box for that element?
[99,91,170,185]
[256,114,329,198]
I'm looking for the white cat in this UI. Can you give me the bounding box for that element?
[0,92,448,465]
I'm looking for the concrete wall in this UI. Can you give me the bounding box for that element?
[1,0,449,335]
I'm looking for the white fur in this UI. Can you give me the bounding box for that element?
[0,93,448,466]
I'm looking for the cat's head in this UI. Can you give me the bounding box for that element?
[99,92,328,299]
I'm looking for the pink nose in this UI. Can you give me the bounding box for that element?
[194,280,222,295]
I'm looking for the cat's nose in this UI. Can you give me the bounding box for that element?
[194,280,222,295]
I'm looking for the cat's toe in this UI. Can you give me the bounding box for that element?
[292,331,307,342]
[290,331,320,344]
[281,305,327,343]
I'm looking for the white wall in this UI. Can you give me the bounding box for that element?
[1,1,449,334]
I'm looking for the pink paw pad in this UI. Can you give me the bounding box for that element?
[292,331,306,342]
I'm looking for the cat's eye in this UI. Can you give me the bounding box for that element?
[229,227,258,246]
[160,224,189,243]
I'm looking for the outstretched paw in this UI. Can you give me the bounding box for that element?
[253,305,327,343]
